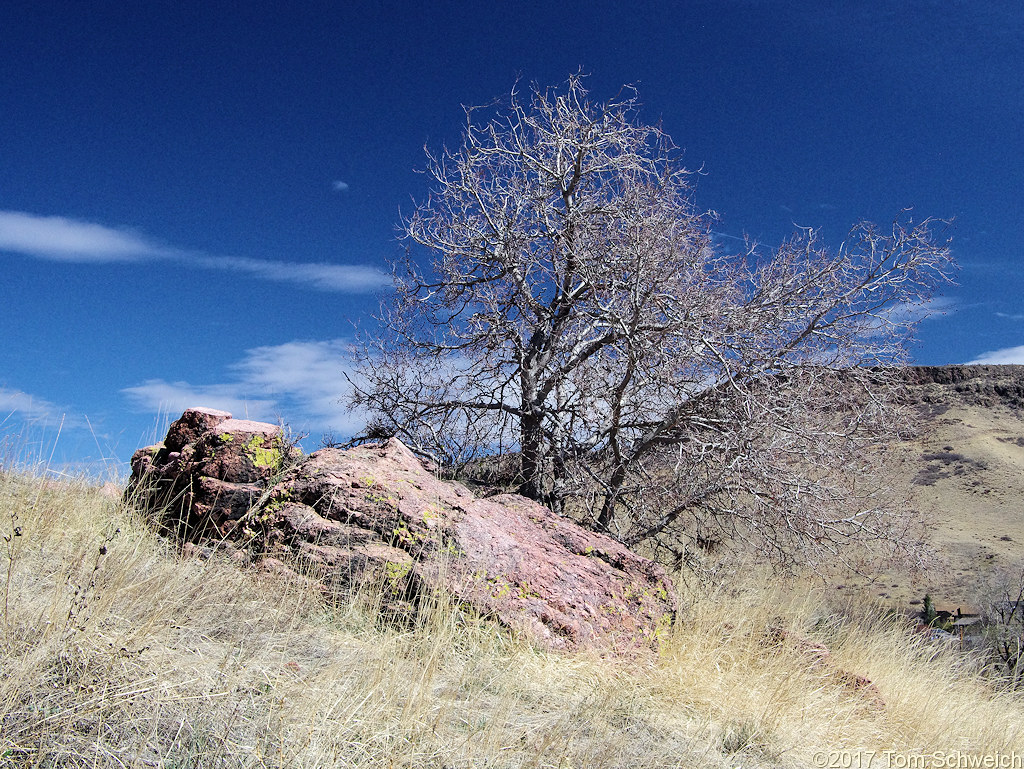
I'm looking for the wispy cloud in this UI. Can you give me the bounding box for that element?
[996,312,1024,321]
[884,296,958,325]
[188,254,386,293]
[119,381,278,423]
[0,210,389,293]
[0,211,160,262]
[0,387,87,429]
[332,180,350,192]
[711,230,747,245]
[121,339,366,438]
[967,346,1024,365]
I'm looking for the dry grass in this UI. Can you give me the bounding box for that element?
[1,467,1023,768]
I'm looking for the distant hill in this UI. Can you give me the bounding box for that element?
[839,365,1024,614]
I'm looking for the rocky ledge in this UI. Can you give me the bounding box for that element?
[904,365,1024,410]
[128,407,676,652]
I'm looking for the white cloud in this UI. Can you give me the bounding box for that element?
[120,380,278,422]
[0,210,389,293]
[0,387,87,429]
[967,346,1024,365]
[332,180,350,192]
[0,211,161,262]
[189,255,387,293]
[883,296,958,325]
[121,339,367,439]
[996,312,1024,321]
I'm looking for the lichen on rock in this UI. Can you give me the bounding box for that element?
[128,407,677,652]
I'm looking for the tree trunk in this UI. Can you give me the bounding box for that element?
[519,411,545,500]
[596,464,629,532]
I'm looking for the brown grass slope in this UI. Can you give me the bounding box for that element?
[2,423,1024,767]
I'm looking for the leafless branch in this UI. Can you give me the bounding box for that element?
[349,74,955,565]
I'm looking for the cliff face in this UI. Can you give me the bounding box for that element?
[903,365,1024,410]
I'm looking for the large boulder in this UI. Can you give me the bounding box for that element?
[129,408,292,541]
[129,408,676,651]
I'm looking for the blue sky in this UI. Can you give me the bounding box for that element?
[1,1,1022,474]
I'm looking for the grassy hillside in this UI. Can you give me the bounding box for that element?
[833,366,1024,615]
[2,460,1023,767]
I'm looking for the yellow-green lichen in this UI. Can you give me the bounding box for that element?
[366,491,396,506]
[517,581,541,600]
[487,575,513,599]
[439,540,464,558]
[242,433,282,470]
[384,558,412,584]
[262,492,291,515]
[654,612,674,643]
[391,523,422,547]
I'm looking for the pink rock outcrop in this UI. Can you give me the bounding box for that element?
[129,407,676,651]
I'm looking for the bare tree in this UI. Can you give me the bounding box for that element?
[978,568,1024,688]
[349,75,954,563]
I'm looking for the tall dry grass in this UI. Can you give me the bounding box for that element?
[1,465,1022,768]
